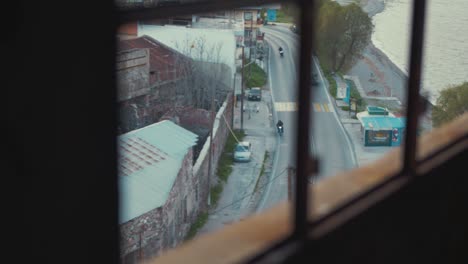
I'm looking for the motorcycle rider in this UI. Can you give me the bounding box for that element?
[276,120,284,133]
[279,46,284,56]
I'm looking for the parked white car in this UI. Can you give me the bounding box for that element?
[234,141,252,162]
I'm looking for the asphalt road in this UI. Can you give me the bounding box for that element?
[258,25,356,211]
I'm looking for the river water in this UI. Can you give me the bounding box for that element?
[371,0,468,103]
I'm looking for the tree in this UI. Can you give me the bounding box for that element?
[173,36,227,110]
[432,82,468,127]
[316,1,373,72]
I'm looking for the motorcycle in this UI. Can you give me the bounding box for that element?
[277,125,284,136]
[279,48,284,57]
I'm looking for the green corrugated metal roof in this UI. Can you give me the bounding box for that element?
[118,120,198,224]
[360,116,406,130]
[367,106,389,115]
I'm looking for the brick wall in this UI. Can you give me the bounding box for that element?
[120,149,199,264]
[120,93,233,263]
[118,81,179,134]
[116,49,150,102]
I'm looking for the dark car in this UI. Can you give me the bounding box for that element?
[290,24,300,34]
[311,73,320,86]
[247,87,262,101]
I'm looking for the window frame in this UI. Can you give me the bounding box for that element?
[117,0,429,261]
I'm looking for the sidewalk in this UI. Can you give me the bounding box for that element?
[332,73,398,166]
[197,90,276,235]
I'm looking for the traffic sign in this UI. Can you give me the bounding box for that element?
[267,9,277,21]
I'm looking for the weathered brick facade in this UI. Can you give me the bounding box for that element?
[119,93,233,263]
[121,149,200,263]
[117,35,235,263]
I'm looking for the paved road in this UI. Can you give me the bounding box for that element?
[258,25,356,211]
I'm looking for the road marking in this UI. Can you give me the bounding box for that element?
[314,103,322,112]
[322,103,329,112]
[275,102,297,112]
[276,102,335,112]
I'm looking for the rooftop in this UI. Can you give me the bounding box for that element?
[118,35,191,85]
[118,120,198,224]
[358,115,406,131]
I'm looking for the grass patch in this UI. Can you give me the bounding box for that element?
[210,183,223,207]
[254,151,269,192]
[243,60,267,88]
[274,9,295,23]
[345,79,367,112]
[217,129,246,182]
[340,106,350,111]
[185,211,208,241]
[322,66,337,98]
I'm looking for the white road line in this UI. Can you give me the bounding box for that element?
[313,57,358,166]
[257,44,280,213]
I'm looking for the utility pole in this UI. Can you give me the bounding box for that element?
[287,166,296,201]
[241,45,245,130]
[138,222,147,263]
[139,231,143,261]
[249,16,254,78]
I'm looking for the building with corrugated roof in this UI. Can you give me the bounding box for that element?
[117,35,195,134]
[357,106,406,147]
[117,34,233,135]
[118,120,199,262]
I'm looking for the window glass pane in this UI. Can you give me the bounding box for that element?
[417,0,468,157]
[310,0,410,182]
[116,2,293,262]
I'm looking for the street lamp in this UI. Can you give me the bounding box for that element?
[241,45,245,130]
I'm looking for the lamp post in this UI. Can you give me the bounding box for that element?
[240,46,256,131]
[241,45,245,130]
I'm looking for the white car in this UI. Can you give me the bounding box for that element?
[234,141,252,162]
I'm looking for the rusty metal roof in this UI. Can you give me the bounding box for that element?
[118,35,191,85]
[118,120,198,224]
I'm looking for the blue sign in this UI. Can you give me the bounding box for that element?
[267,9,277,22]
[343,82,350,104]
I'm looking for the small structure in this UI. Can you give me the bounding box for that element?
[119,120,199,263]
[357,106,405,147]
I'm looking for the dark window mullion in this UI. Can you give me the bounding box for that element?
[294,0,317,240]
[403,0,428,175]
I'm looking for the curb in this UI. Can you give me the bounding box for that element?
[257,44,281,213]
[313,57,359,167]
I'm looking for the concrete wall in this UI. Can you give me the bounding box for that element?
[120,149,199,264]
[193,93,234,207]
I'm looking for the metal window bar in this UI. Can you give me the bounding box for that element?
[403,0,427,175]
[117,0,428,261]
[293,0,316,240]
